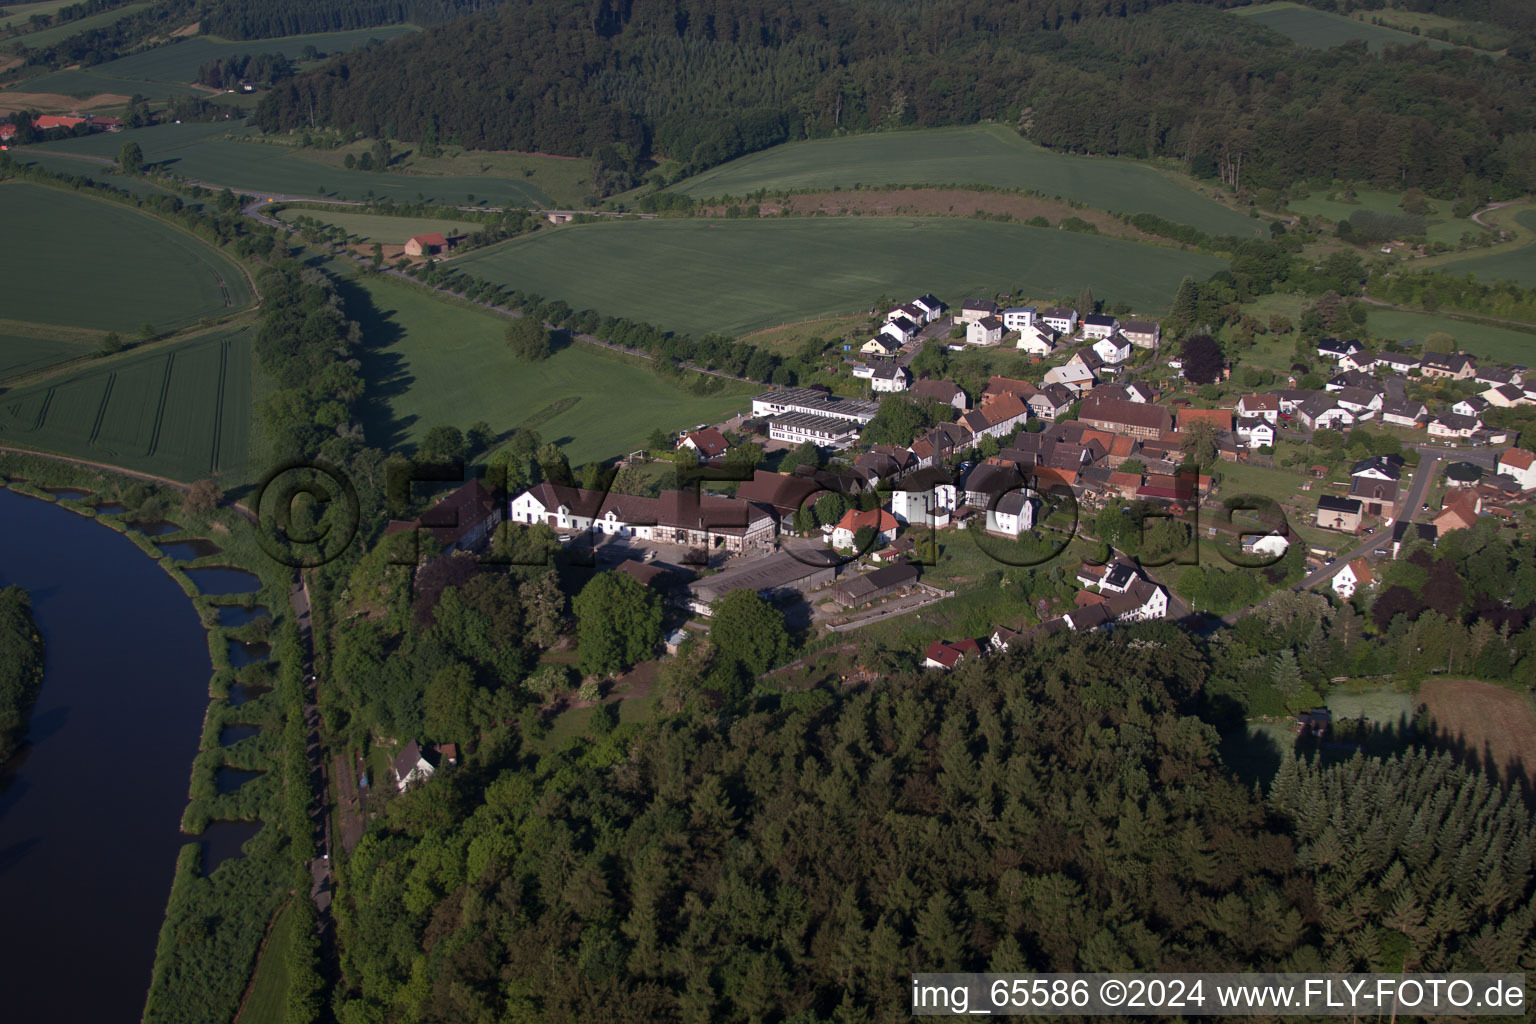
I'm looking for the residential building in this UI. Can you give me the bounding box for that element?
[1103,578,1169,622]
[880,316,919,344]
[678,427,729,460]
[861,335,901,357]
[1001,306,1037,331]
[1237,393,1279,423]
[886,302,926,324]
[870,363,909,393]
[911,294,943,322]
[1015,325,1061,357]
[1483,383,1532,408]
[966,316,1004,346]
[831,507,899,550]
[986,490,1035,537]
[511,485,776,553]
[1475,365,1523,388]
[1081,313,1120,340]
[1427,413,1480,440]
[1373,351,1420,374]
[1391,520,1438,557]
[1027,384,1074,421]
[924,638,983,670]
[1333,386,1382,420]
[911,378,967,411]
[393,741,436,791]
[1039,306,1079,334]
[1295,395,1354,431]
[1351,455,1404,481]
[1042,361,1096,394]
[1120,319,1160,349]
[1325,368,1379,392]
[1497,447,1536,490]
[1078,396,1172,440]
[1177,407,1232,434]
[1316,337,1364,362]
[1434,489,1481,533]
[383,478,502,552]
[1237,422,1274,449]
[1420,351,1477,380]
[958,394,1031,443]
[1380,398,1429,428]
[982,376,1039,404]
[1092,332,1132,365]
[1451,396,1491,418]
[1316,495,1363,533]
[891,467,958,526]
[958,299,999,325]
[1332,558,1375,599]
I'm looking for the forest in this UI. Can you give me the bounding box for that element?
[0,585,45,767]
[324,629,1536,1022]
[249,0,1536,197]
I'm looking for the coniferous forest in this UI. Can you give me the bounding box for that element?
[327,629,1536,1023]
[251,0,1536,195]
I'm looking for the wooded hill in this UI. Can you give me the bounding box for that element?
[331,628,1536,1022]
[250,0,1536,197]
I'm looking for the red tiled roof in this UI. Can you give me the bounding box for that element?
[682,427,729,458]
[1501,447,1534,470]
[1178,407,1233,431]
[835,507,898,535]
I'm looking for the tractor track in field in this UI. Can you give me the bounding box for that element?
[88,372,115,446]
[208,339,226,474]
[144,352,174,457]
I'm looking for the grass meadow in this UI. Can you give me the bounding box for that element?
[24,25,415,96]
[0,324,256,482]
[1430,209,1536,287]
[34,123,554,207]
[0,332,95,381]
[232,901,296,1024]
[1232,2,1454,51]
[1364,307,1536,364]
[0,0,76,30]
[664,124,1261,238]
[13,1,149,49]
[454,217,1227,337]
[275,208,486,244]
[1287,188,1481,246]
[336,267,751,464]
[0,181,254,332]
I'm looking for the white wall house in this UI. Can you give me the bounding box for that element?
[967,316,1004,346]
[1092,333,1132,365]
[1039,307,1078,334]
[861,335,900,357]
[1043,362,1096,394]
[1497,447,1536,490]
[870,364,910,393]
[1237,422,1274,449]
[892,482,958,526]
[1081,314,1119,340]
[1332,558,1374,599]
[1016,326,1060,357]
[1002,307,1036,331]
[985,491,1035,537]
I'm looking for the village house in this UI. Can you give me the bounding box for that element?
[1236,393,1280,424]
[1497,447,1536,490]
[911,294,943,322]
[985,490,1035,537]
[869,363,910,393]
[1391,520,1439,557]
[1078,396,1172,441]
[1236,421,1274,449]
[958,298,999,324]
[1316,494,1363,533]
[958,394,1031,443]
[1026,384,1074,421]
[1483,383,1533,408]
[1380,398,1429,428]
[830,507,899,550]
[860,334,901,357]
[1433,489,1482,534]
[1427,413,1480,440]
[509,484,776,553]
[1015,324,1061,357]
[1177,407,1232,434]
[924,638,983,670]
[911,378,967,410]
[1081,314,1120,340]
[852,445,917,487]
[1120,319,1160,349]
[891,467,958,526]
[678,427,730,460]
[1332,386,1383,420]
[392,741,453,792]
[981,376,1038,404]
[1295,394,1354,431]
[1332,558,1375,599]
[1039,306,1079,334]
[966,315,1005,346]
[1352,454,1404,482]
[886,302,927,325]
[1002,306,1037,331]
[880,316,920,345]
[1372,351,1420,374]
[1475,365,1523,388]
[1092,332,1133,366]
[1043,361,1096,394]
[1316,337,1365,363]
[383,478,503,552]
[1420,351,1477,380]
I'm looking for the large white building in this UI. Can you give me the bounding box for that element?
[509,483,777,553]
[751,388,879,425]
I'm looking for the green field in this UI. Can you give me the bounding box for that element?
[1431,210,1536,287]
[1366,307,1536,364]
[24,25,416,97]
[12,1,149,49]
[664,124,1261,238]
[0,324,255,481]
[0,0,75,30]
[276,208,485,245]
[233,901,296,1024]
[0,181,253,332]
[337,266,750,463]
[33,123,554,207]
[1288,188,1480,246]
[1233,2,1454,52]
[0,331,93,380]
[454,217,1226,337]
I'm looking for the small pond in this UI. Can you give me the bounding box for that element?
[227,683,272,707]
[200,821,262,875]
[40,487,92,501]
[227,640,270,669]
[157,538,222,561]
[216,605,269,628]
[183,567,261,595]
[219,724,260,747]
[127,519,179,536]
[215,768,264,795]
[94,502,127,515]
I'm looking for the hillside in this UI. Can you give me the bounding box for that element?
[251,0,1536,199]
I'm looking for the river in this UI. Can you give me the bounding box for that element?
[0,488,211,1021]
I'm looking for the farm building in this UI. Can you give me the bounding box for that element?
[688,550,838,615]
[404,232,456,256]
[831,562,920,608]
[1315,495,1363,533]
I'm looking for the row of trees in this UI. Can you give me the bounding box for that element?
[0,586,44,767]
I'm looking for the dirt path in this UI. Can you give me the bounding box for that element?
[1471,199,1528,230]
